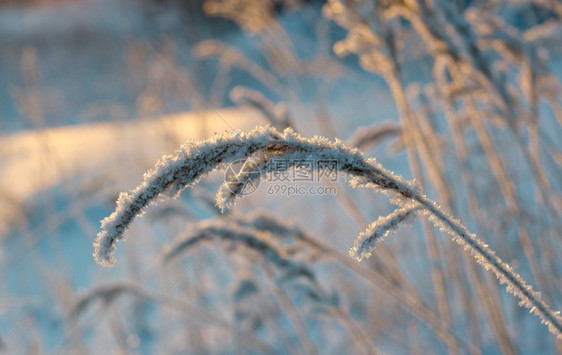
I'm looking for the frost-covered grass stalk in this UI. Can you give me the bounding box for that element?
[349,203,422,262]
[162,220,311,279]
[94,126,562,338]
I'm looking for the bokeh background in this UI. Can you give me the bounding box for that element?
[1,0,561,353]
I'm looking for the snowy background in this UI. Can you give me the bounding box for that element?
[1,0,561,353]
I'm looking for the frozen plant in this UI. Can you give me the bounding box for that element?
[349,202,422,262]
[95,126,562,338]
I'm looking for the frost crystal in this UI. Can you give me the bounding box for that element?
[350,203,421,262]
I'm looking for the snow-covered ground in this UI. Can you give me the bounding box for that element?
[0,107,262,236]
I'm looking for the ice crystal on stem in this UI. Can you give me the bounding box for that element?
[350,203,421,262]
